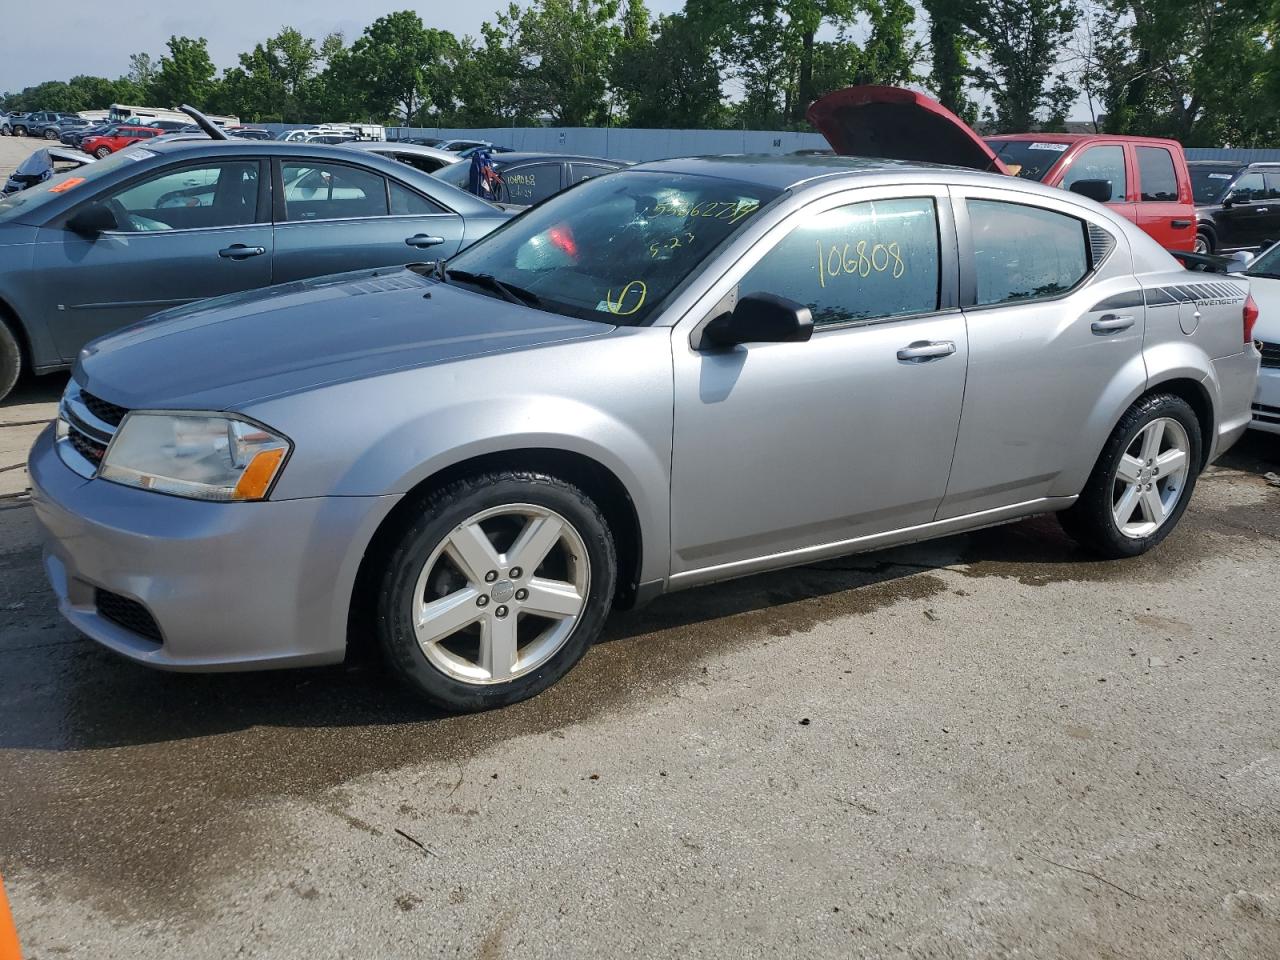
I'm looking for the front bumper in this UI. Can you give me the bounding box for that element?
[28,426,397,672]
[1250,361,1280,435]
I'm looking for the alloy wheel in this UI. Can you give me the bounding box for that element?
[411,503,590,685]
[1111,417,1191,539]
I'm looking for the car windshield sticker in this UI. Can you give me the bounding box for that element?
[1208,173,1233,179]
[125,149,155,161]
[48,177,85,193]
[1028,142,1069,152]
[816,240,906,287]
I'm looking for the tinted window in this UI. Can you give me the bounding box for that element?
[1230,172,1266,203]
[389,151,451,174]
[281,162,388,221]
[968,199,1088,306]
[501,163,561,204]
[738,198,939,327]
[389,181,444,215]
[571,163,615,184]
[1137,147,1178,202]
[1265,173,1280,200]
[983,139,1069,181]
[103,161,261,232]
[1061,146,1126,202]
[1189,165,1242,204]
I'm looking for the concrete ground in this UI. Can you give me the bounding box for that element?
[2,141,1280,958]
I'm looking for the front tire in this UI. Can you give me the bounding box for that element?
[0,319,22,403]
[375,471,617,712]
[93,146,111,159]
[1059,393,1201,558]
[42,129,57,140]
[13,126,26,137]
[1194,230,1214,255]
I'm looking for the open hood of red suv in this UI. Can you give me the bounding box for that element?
[807,85,1010,175]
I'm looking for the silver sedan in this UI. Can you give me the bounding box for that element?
[30,156,1261,711]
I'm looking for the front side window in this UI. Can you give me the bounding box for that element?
[1137,147,1178,202]
[968,199,1089,306]
[281,162,388,221]
[500,164,562,204]
[571,163,614,185]
[101,161,261,232]
[738,197,940,327]
[1229,172,1265,203]
[1061,146,1126,202]
[443,170,781,326]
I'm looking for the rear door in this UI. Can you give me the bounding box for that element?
[271,157,465,283]
[31,158,272,359]
[498,162,564,205]
[940,189,1146,517]
[1134,145,1195,251]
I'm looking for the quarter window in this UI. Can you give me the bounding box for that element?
[281,161,388,221]
[738,197,940,327]
[101,161,261,232]
[968,199,1088,306]
[1061,145,1126,202]
[1137,147,1178,202]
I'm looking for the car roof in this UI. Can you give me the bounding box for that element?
[629,154,987,191]
[1187,159,1280,168]
[487,153,622,165]
[340,140,458,162]
[984,132,1184,147]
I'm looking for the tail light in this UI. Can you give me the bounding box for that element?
[1244,294,1259,344]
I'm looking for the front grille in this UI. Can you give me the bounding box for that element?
[95,589,163,644]
[68,427,107,464]
[1260,341,1280,369]
[80,390,128,427]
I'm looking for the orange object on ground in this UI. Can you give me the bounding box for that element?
[0,875,21,960]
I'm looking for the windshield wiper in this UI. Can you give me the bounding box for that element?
[444,268,541,308]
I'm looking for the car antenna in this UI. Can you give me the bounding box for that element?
[179,104,229,141]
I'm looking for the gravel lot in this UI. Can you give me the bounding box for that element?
[1,140,1279,959]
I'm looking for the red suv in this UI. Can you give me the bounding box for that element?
[808,86,1197,251]
[80,125,164,159]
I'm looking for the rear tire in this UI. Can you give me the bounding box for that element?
[375,471,617,712]
[13,126,26,137]
[1194,230,1214,255]
[43,129,57,140]
[0,319,22,404]
[1059,393,1201,559]
[93,146,111,159]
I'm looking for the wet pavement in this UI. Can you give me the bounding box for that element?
[1,387,1279,956]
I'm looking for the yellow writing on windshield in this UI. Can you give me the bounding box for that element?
[649,232,695,257]
[652,198,760,225]
[605,280,647,316]
[815,240,905,288]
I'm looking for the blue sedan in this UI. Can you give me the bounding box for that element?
[0,139,510,401]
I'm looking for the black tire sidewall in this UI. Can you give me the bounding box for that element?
[1065,394,1202,558]
[376,473,617,712]
[0,320,21,403]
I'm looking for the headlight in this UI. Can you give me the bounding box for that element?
[99,413,291,502]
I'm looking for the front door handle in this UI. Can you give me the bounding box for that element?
[405,234,445,248]
[896,340,956,362]
[218,244,266,260]
[1256,208,1270,214]
[1091,314,1135,334]
[1171,219,1192,228]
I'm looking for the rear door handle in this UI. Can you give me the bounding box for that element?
[896,340,956,362]
[405,234,445,248]
[1091,314,1134,334]
[218,244,266,260]
[1171,219,1192,228]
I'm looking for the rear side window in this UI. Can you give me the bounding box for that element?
[501,163,561,204]
[1137,147,1178,202]
[1061,145,1126,202]
[281,161,388,221]
[739,197,940,327]
[968,199,1088,306]
[1265,173,1280,200]
[571,163,614,185]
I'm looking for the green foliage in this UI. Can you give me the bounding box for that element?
[920,0,975,120]
[612,13,727,127]
[343,11,459,123]
[150,35,219,108]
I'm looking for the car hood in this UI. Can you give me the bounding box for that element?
[76,267,614,411]
[807,85,1010,173]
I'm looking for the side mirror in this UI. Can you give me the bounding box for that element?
[66,202,118,236]
[1069,179,1113,203]
[696,292,814,349]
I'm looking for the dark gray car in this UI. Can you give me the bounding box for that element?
[0,138,509,400]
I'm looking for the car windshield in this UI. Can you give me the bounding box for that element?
[984,139,1070,181]
[1245,243,1280,278]
[442,170,781,326]
[1189,165,1243,205]
[0,150,142,223]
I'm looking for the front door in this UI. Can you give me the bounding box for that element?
[272,158,465,283]
[939,191,1146,517]
[669,187,968,581]
[32,158,272,360]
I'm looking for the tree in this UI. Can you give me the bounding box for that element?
[127,53,158,92]
[150,36,218,108]
[612,13,726,127]
[921,0,976,121]
[962,0,1079,132]
[347,11,457,123]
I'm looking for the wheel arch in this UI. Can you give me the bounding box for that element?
[0,296,32,376]
[1143,375,1214,470]
[346,446,646,660]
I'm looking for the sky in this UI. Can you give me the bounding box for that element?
[2,0,685,91]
